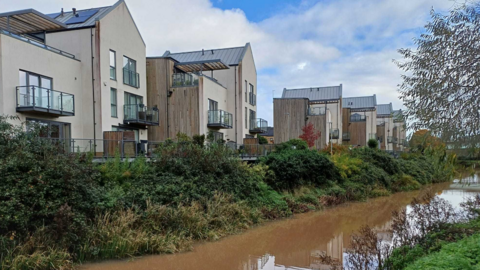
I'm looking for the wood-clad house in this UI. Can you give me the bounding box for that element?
[342,95,377,147]
[376,103,394,150]
[273,85,343,149]
[392,109,407,151]
[146,43,266,143]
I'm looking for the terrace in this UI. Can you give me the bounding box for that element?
[16,86,74,116]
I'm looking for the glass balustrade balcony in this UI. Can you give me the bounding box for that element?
[249,118,268,133]
[208,110,233,129]
[123,104,159,126]
[16,86,74,116]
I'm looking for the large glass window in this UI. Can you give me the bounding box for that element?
[110,88,117,117]
[249,84,255,105]
[110,50,116,80]
[208,99,218,111]
[123,56,139,87]
[124,92,143,105]
[245,107,247,129]
[18,70,53,108]
[245,80,247,102]
[26,118,70,139]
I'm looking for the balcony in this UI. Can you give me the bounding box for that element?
[369,133,377,140]
[342,132,351,141]
[123,68,140,88]
[172,73,199,87]
[377,136,384,143]
[249,92,256,106]
[123,104,159,126]
[208,110,233,129]
[350,115,366,122]
[16,86,74,116]
[387,136,393,143]
[308,107,326,116]
[393,137,399,144]
[249,118,268,134]
[329,129,340,140]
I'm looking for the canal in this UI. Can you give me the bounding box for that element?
[81,171,479,270]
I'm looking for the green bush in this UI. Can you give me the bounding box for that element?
[367,139,379,148]
[275,139,308,152]
[351,147,401,176]
[260,149,340,191]
[258,135,268,145]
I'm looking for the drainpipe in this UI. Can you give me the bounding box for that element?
[234,66,237,143]
[90,27,96,148]
[166,60,169,138]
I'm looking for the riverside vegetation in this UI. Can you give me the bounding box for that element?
[0,117,457,269]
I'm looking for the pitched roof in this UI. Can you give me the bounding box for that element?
[259,127,274,137]
[342,95,377,109]
[281,85,342,101]
[393,109,405,122]
[47,6,112,29]
[162,44,250,66]
[376,103,393,116]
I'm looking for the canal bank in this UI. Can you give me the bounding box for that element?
[81,172,479,270]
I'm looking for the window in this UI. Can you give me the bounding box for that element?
[124,92,143,120]
[249,109,255,129]
[27,118,70,139]
[123,56,139,88]
[245,80,247,102]
[245,107,247,129]
[249,84,255,105]
[110,88,117,117]
[124,92,143,105]
[110,50,116,80]
[18,70,53,108]
[208,99,218,111]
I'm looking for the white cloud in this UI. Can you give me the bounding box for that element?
[2,0,456,125]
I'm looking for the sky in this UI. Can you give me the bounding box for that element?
[3,0,457,125]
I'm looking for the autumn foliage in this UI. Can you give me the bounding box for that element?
[299,123,321,148]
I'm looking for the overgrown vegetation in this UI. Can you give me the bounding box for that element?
[0,116,460,269]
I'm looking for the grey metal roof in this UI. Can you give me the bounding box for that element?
[281,85,342,101]
[0,9,67,34]
[47,6,112,29]
[393,110,405,122]
[376,103,393,116]
[259,127,274,137]
[163,44,249,66]
[342,95,377,109]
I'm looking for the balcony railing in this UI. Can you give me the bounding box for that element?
[249,118,268,133]
[377,136,384,143]
[387,136,393,143]
[208,110,233,129]
[249,92,256,106]
[16,86,74,116]
[393,137,399,144]
[369,133,377,140]
[350,115,366,122]
[123,104,159,126]
[172,73,199,87]
[342,132,351,141]
[329,128,340,140]
[1,28,76,60]
[123,68,140,88]
[308,107,326,116]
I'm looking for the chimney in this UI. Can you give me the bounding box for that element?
[72,8,76,15]
[61,8,64,17]
[202,49,204,56]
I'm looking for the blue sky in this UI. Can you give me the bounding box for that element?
[4,0,455,125]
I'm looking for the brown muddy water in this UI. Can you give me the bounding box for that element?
[81,171,480,270]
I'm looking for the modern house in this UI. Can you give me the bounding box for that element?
[273,85,343,149]
[392,109,407,151]
[0,1,153,151]
[259,127,274,144]
[376,103,394,151]
[342,95,377,146]
[146,43,265,143]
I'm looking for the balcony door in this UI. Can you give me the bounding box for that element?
[19,71,52,108]
[26,118,70,140]
[124,92,143,120]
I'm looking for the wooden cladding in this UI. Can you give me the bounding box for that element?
[147,58,200,141]
[377,124,386,150]
[273,98,327,149]
[342,108,367,146]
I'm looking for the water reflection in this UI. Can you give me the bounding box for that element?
[81,172,479,270]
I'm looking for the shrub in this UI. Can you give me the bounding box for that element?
[367,139,378,148]
[351,147,401,176]
[192,134,205,147]
[258,135,268,145]
[321,143,350,155]
[392,174,421,192]
[275,139,309,152]
[260,149,340,190]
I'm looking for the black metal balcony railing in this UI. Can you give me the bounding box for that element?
[249,118,268,133]
[123,104,159,126]
[249,92,256,106]
[123,68,140,88]
[329,129,340,140]
[308,107,326,116]
[350,115,366,122]
[342,132,351,141]
[208,110,233,129]
[16,86,74,116]
[172,73,199,87]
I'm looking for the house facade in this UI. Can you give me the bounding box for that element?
[342,95,377,147]
[273,85,343,149]
[147,44,266,143]
[0,1,153,151]
[393,109,407,151]
[376,103,394,151]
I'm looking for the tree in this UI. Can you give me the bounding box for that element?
[299,123,321,148]
[410,129,444,153]
[368,139,379,149]
[258,135,268,144]
[396,2,480,147]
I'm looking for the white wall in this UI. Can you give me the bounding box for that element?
[0,33,84,136]
[198,76,229,138]
[241,45,257,140]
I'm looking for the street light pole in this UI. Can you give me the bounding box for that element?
[329,122,333,154]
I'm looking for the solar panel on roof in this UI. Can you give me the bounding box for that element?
[46,12,61,19]
[65,9,99,25]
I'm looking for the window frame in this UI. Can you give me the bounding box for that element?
[110,50,116,80]
[110,88,117,118]
[245,80,247,102]
[245,107,247,129]
[208,99,218,111]
[249,83,254,105]
[123,56,139,88]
